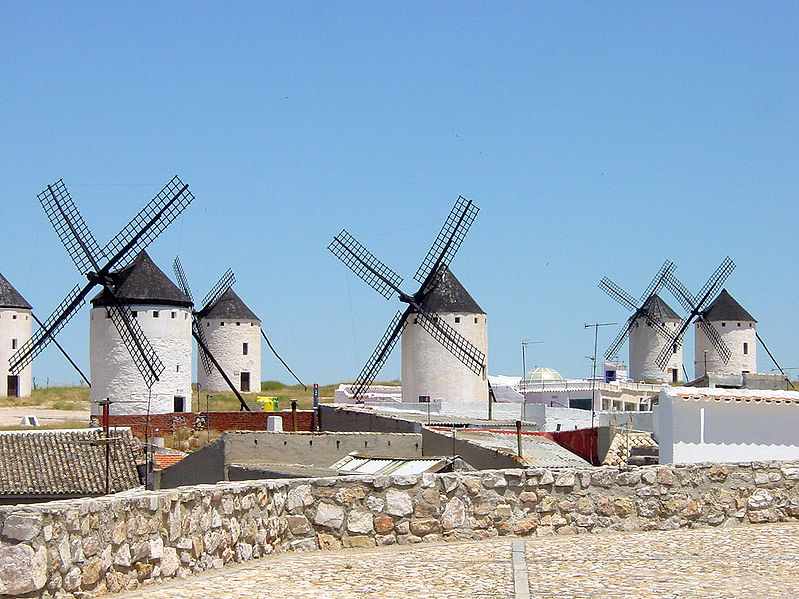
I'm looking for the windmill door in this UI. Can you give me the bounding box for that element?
[7,376,18,397]
[240,372,250,393]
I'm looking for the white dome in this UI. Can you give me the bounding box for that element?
[522,367,565,387]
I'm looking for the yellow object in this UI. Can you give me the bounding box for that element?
[256,396,279,411]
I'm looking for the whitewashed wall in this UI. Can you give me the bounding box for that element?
[0,308,32,397]
[694,320,756,378]
[629,318,682,382]
[90,305,192,415]
[401,311,488,403]
[655,387,799,464]
[197,317,261,393]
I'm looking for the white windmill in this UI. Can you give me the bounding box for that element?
[329,197,486,404]
[9,177,195,416]
[90,251,193,415]
[693,289,757,377]
[0,273,32,397]
[599,261,683,382]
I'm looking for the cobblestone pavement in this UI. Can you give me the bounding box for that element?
[116,522,799,599]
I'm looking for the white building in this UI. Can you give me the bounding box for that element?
[520,364,662,412]
[401,267,488,404]
[655,386,799,464]
[0,273,32,398]
[90,252,193,416]
[197,288,261,393]
[694,289,756,378]
[629,294,683,383]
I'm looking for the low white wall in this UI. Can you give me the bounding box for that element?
[656,387,799,464]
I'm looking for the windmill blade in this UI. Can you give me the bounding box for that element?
[415,305,486,376]
[350,309,409,400]
[202,269,235,311]
[9,283,91,374]
[604,317,635,361]
[105,296,165,388]
[598,277,638,312]
[697,318,732,364]
[693,256,735,309]
[643,312,679,341]
[663,271,696,313]
[328,229,404,300]
[638,260,675,305]
[38,180,106,274]
[654,321,690,370]
[172,256,195,304]
[193,320,214,377]
[102,176,194,270]
[414,196,479,291]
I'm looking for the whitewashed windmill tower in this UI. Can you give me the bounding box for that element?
[600,261,683,383]
[629,295,683,382]
[9,177,195,417]
[401,266,487,402]
[0,273,32,397]
[90,251,193,414]
[197,288,261,394]
[329,196,486,404]
[694,289,756,377]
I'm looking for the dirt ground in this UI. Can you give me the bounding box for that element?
[0,406,90,427]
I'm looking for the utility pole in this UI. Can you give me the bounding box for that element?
[584,322,616,428]
[520,339,544,389]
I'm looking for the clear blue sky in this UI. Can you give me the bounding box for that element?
[2,2,799,387]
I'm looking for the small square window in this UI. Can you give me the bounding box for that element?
[236,322,241,326]
[721,322,725,327]
[171,311,176,319]
[206,321,210,326]
[737,322,741,327]
[221,322,225,326]
[153,311,159,318]
[454,317,460,323]
[12,315,16,320]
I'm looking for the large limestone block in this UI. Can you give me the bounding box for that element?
[0,544,46,595]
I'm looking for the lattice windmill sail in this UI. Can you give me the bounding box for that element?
[657,256,736,374]
[173,257,252,410]
[9,177,194,395]
[599,260,684,382]
[329,196,486,402]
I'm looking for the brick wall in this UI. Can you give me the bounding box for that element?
[106,409,315,439]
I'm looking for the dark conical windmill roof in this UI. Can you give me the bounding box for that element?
[0,272,31,310]
[421,266,484,314]
[91,251,192,308]
[700,289,756,323]
[638,294,680,321]
[198,288,260,321]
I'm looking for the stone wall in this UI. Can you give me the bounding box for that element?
[3,461,799,597]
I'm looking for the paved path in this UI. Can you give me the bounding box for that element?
[116,522,799,599]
